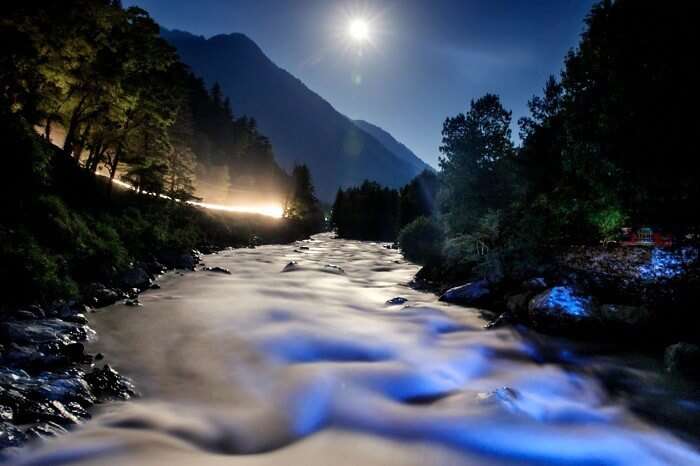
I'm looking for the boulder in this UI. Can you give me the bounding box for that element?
[439,280,491,307]
[281,261,300,273]
[86,365,136,401]
[522,277,548,292]
[157,251,197,270]
[598,304,651,327]
[505,292,533,317]
[386,297,408,305]
[528,286,598,330]
[323,264,345,275]
[202,266,231,275]
[665,343,700,377]
[0,421,26,449]
[0,319,94,347]
[84,283,123,308]
[119,266,151,291]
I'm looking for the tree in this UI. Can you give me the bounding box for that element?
[284,164,324,235]
[438,94,516,236]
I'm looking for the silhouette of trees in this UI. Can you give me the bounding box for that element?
[284,164,324,235]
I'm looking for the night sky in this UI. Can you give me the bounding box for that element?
[125,0,596,167]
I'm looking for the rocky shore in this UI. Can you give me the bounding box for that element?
[430,245,700,374]
[0,248,205,454]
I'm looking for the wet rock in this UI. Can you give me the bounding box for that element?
[158,250,197,270]
[120,266,152,291]
[60,313,89,325]
[139,258,165,276]
[0,406,12,422]
[505,292,533,317]
[323,264,345,275]
[86,365,136,401]
[0,319,94,347]
[598,304,651,327]
[484,313,514,329]
[19,400,80,426]
[24,421,67,440]
[0,343,63,369]
[203,266,231,275]
[439,280,491,307]
[386,297,408,305]
[299,246,310,250]
[282,261,300,272]
[522,277,548,292]
[94,353,104,361]
[528,286,598,330]
[0,421,26,449]
[150,283,161,290]
[11,308,43,321]
[84,283,123,308]
[124,299,141,307]
[665,343,700,377]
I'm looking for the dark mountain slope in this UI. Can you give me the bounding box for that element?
[353,119,432,174]
[162,29,424,200]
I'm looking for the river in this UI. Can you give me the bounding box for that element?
[10,234,700,465]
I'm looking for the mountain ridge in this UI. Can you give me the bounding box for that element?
[161,28,428,201]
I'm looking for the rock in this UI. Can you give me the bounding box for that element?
[150,283,161,290]
[119,266,151,291]
[598,304,651,327]
[386,297,408,305]
[505,293,533,317]
[139,259,165,276]
[522,277,548,292]
[484,313,514,329]
[158,251,197,270]
[323,264,346,275]
[24,421,67,440]
[61,313,89,325]
[665,343,700,377]
[10,310,38,321]
[0,319,94,347]
[439,280,491,307]
[86,365,136,401]
[299,246,310,250]
[84,283,123,308]
[528,286,598,330]
[124,299,141,307]
[94,353,104,361]
[0,421,26,449]
[282,261,300,273]
[203,266,231,275]
[0,406,12,422]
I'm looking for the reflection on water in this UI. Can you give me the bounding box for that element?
[10,234,700,465]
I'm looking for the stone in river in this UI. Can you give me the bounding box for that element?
[386,297,408,305]
[203,266,231,275]
[528,286,598,332]
[439,280,491,307]
[281,261,300,272]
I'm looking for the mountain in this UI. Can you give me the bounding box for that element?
[353,120,433,175]
[162,29,427,201]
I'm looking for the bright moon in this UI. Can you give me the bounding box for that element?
[348,18,370,42]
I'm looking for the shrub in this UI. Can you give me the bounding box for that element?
[398,216,445,265]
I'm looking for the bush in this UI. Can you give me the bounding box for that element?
[398,217,445,265]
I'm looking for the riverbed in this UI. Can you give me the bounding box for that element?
[10,234,700,465]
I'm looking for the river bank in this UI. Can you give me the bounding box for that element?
[5,234,700,465]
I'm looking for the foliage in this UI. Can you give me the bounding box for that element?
[283,164,325,236]
[398,217,444,265]
[399,170,438,229]
[331,181,401,241]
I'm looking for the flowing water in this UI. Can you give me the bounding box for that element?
[11,234,700,465]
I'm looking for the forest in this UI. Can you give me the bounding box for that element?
[0,0,323,306]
